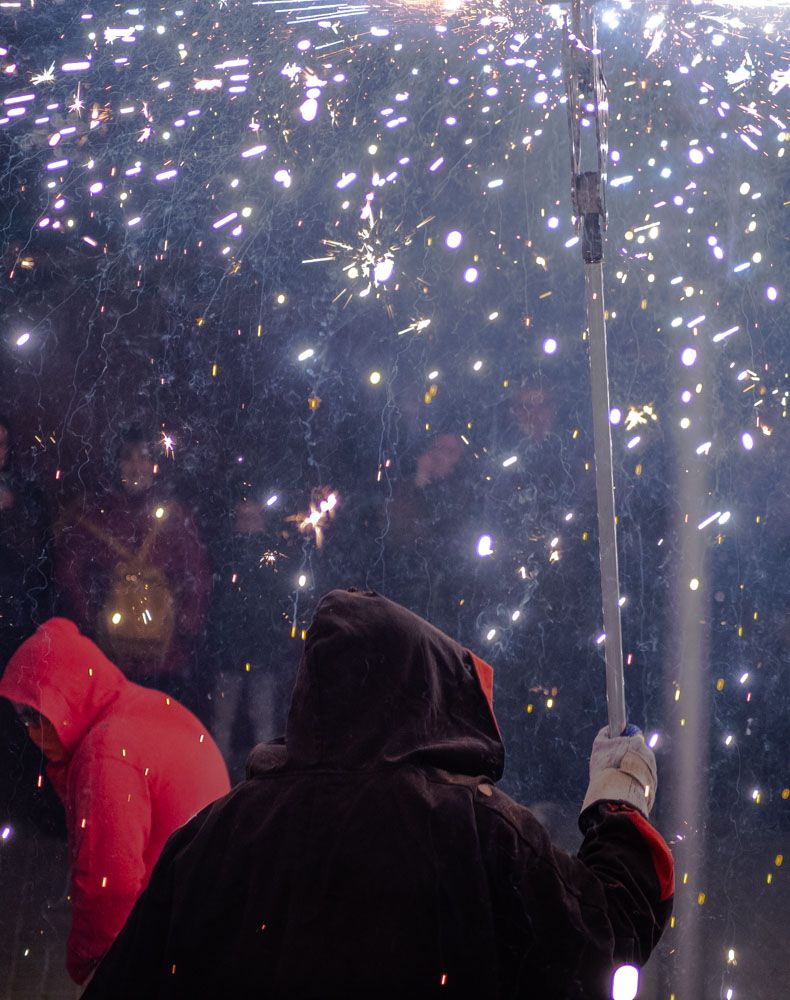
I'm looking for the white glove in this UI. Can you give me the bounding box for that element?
[581,725,657,818]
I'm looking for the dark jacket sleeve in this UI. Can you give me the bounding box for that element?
[81,807,209,1000]
[480,792,673,999]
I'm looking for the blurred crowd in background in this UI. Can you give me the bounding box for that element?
[0,371,610,835]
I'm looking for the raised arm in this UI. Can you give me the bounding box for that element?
[481,727,673,999]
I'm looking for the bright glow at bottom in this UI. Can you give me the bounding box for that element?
[611,964,639,1000]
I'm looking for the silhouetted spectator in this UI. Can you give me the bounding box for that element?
[386,432,475,633]
[483,379,601,814]
[0,618,229,985]
[0,415,59,836]
[209,481,302,777]
[0,414,51,667]
[83,590,673,999]
[54,426,210,702]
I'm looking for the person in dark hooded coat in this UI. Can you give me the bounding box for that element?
[84,589,673,1000]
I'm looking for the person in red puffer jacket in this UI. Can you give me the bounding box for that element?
[0,618,230,985]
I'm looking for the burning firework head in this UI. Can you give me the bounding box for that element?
[288,488,339,547]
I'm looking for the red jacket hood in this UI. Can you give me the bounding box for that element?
[278,589,504,780]
[0,618,127,756]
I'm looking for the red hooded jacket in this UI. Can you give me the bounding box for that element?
[0,619,230,983]
[84,590,672,999]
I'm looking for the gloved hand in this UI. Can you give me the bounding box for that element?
[581,725,657,818]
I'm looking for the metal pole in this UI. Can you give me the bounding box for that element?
[583,256,626,738]
[563,0,627,738]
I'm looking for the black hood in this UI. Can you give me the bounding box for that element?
[250,589,503,781]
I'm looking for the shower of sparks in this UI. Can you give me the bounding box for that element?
[309,208,432,306]
[68,81,84,117]
[289,490,339,547]
[30,62,55,86]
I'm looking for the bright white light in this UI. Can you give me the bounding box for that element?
[611,964,640,1000]
[297,348,314,362]
[477,534,494,557]
[609,407,622,425]
[298,574,307,587]
[336,172,356,189]
[741,432,754,451]
[15,332,31,347]
[273,168,292,188]
[241,144,267,159]
[213,212,238,230]
[265,494,279,506]
[374,257,394,283]
[543,337,558,355]
[300,98,319,122]
[689,148,705,165]
[463,267,478,284]
[445,230,463,249]
[681,347,697,367]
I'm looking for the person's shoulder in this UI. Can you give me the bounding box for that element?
[68,714,147,782]
[246,740,288,777]
[126,684,203,734]
[473,782,555,854]
[168,773,277,847]
[125,689,226,767]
